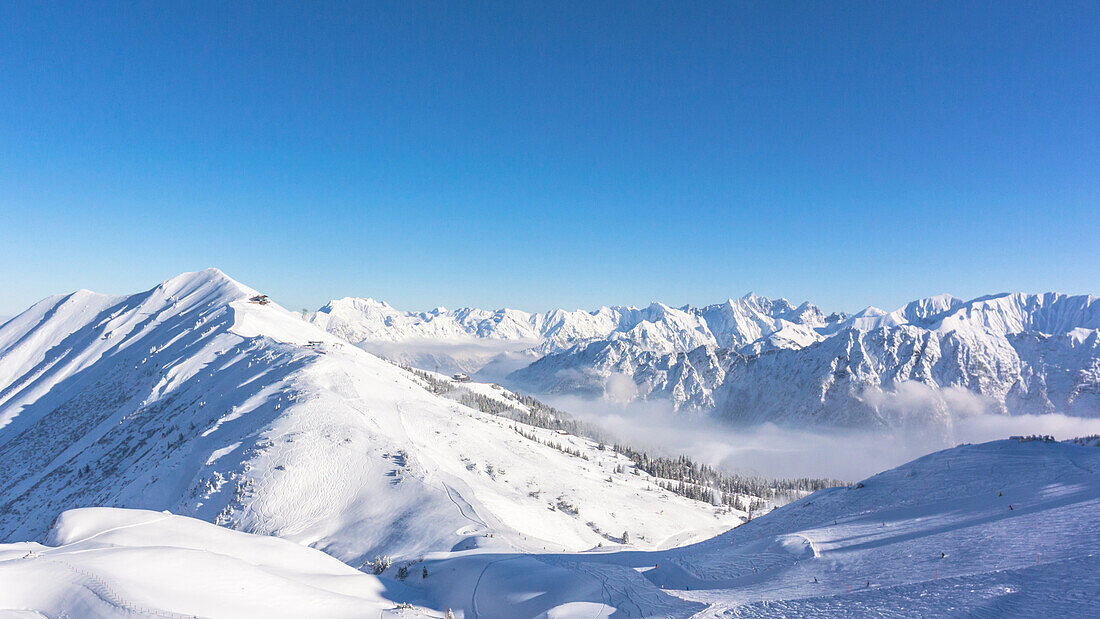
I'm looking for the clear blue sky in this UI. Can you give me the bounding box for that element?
[1,1,1097,316]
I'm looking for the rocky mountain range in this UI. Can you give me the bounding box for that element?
[312,291,1100,428]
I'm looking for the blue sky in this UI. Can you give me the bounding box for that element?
[1,2,1097,316]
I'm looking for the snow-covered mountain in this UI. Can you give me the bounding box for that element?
[509,292,1100,427]
[308,293,831,380]
[307,290,1100,428]
[0,269,743,565]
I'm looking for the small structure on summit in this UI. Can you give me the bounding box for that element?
[452,373,472,383]
[249,295,271,305]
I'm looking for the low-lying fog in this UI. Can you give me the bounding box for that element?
[543,383,1100,481]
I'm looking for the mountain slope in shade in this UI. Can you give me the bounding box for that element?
[0,269,742,564]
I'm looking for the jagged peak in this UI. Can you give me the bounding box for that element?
[321,296,396,313]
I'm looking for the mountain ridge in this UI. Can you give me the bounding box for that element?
[0,269,746,564]
[305,289,1100,427]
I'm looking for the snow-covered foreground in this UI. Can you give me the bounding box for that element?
[407,437,1100,617]
[0,507,411,618]
[4,438,1097,617]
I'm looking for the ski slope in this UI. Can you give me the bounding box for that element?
[408,437,1100,617]
[8,437,1092,617]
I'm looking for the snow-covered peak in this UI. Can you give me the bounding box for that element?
[309,292,828,374]
[0,270,743,564]
[155,268,256,302]
[898,293,965,324]
[935,292,1100,336]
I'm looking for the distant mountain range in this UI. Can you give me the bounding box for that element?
[309,291,1100,428]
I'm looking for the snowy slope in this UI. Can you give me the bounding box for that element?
[408,437,1100,617]
[0,269,741,566]
[0,507,419,618]
[510,293,1100,426]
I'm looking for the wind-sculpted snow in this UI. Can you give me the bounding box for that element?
[0,507,406,618]
[0,269,742,567]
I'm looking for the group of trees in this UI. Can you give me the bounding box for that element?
[399,363,844,511]
[513,425,589,460]
[399,364,616,441]
[614,444,843,508]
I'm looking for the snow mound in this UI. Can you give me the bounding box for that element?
[0,507,409,618]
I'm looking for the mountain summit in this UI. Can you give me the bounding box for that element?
[0,270,740,563]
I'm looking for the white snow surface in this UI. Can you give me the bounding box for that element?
[410,437,1100,617]
[306,290,1100,427]
[0,269,740,566]
[5,439,1097,617]
[0,507,409,618]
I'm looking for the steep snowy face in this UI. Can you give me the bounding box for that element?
[695,294,826,349]
[509,293,1100,426]
[0,268,257,430]
[0,270,741,563]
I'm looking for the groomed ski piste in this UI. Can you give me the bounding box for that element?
[1,270,1098,617]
